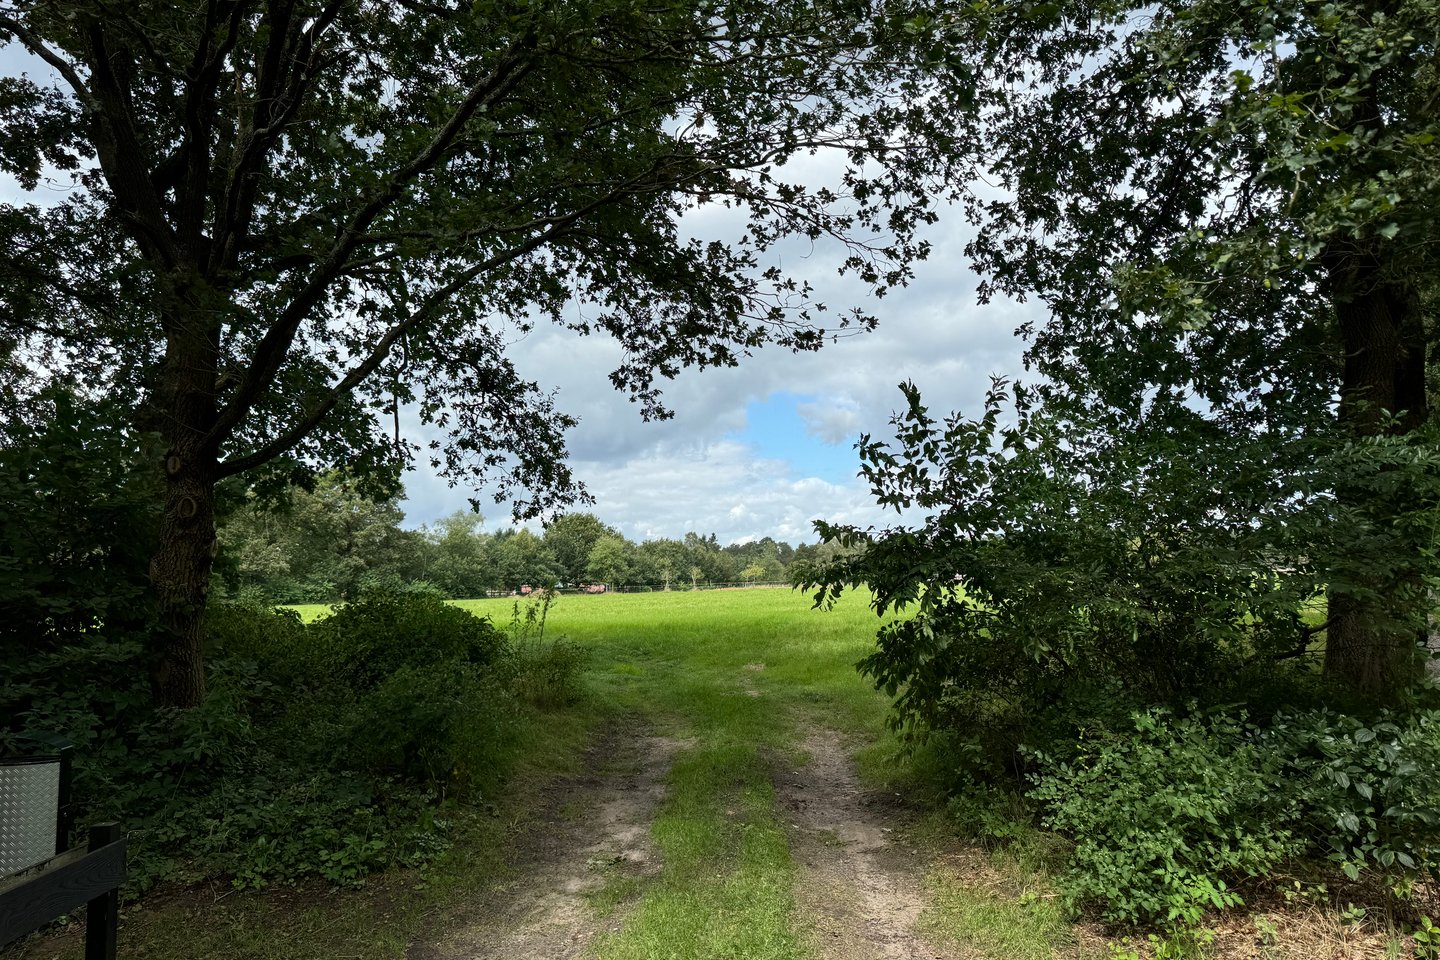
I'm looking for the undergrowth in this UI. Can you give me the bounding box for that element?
[1,592,587,892]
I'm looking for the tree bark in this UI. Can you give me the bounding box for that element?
[149,450,217,708]
[1322,243,1429,699]
[145,288,222,709]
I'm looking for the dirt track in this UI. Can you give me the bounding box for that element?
[408,730,686,960]
[776,728,960,960]
[411,719,962,960]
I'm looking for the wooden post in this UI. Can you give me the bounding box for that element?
[84,824,120,960]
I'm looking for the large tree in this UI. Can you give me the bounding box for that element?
[543,511,616,585]
[0,0,964,705]
[902,0,1439,697]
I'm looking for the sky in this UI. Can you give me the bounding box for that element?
[397,206,1040,545]
[0,41,1043,548]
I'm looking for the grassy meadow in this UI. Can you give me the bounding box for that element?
[8,587,1087,960]
[256,586,1083,960]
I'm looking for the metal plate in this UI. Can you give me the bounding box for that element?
[0,759,60,876]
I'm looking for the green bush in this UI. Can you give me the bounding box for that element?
[309,591,511,689]
[2,594,556,892]
[1264,707,1440,886]
[337,660,517,795]
[1028,708,1305,926]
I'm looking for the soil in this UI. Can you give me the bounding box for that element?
[407,725,688,960]
[774,727,961,960]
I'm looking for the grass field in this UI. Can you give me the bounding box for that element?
[264,588,1085,959]
[17,587,1401,960]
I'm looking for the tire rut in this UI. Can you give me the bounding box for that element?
[408,726,686,960]
[775,727,959,960]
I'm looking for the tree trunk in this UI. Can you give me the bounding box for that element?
[145,292,222,709]
[149,450,218,708]
[1321,244,1429,699]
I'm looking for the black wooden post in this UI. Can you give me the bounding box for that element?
[84,824,119,960]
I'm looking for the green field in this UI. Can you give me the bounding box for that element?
[298,587,895,739]
[249,586,1084,960]
[20,587,1085,960]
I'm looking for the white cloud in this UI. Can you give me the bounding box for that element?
[397,207,1046,543]
[796,397,863,444]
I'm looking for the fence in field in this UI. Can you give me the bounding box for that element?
[484,581,793,598]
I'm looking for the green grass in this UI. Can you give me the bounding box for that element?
[922,869,1080,960]
[462,588,904,959]
[14,587,1078,960]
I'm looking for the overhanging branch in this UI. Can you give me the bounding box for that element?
[205,31,542,457]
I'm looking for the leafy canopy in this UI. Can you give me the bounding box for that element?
[0,0,966,511]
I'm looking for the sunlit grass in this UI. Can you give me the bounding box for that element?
[25,586,1066,960]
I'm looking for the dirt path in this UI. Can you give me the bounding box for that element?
[408,726,687,960]
[411,709,962,960]
[775,727,960,960]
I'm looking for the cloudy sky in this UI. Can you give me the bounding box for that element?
[1,41,1042,547]
[404,196,1043,545]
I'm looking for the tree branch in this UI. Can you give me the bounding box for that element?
[215,153,685,478]
[0,14,98,111]
[206,30,541,455]
[211,0,347,276]
[84,23,180,268]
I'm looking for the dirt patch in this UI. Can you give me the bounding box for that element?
[775,728,959,960]
[409,727,687,960]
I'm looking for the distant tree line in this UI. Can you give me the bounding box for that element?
[215,474,841,603]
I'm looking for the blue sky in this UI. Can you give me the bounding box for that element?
[731,393,861,488]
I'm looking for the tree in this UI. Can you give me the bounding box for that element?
[544,512,616,585]
[489,528,560,592]
[216,472,422,600]
[422,511,493,599]
[909,0,1440,696]
[635,537,688,589]
[0,1,966,705]
[584,533,632,588]
[0,390,158,659]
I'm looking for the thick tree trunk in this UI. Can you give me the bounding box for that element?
[145,292,222,709]
[149,450,218,708]
[1322,245,1429,699]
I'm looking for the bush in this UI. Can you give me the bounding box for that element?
[1022,702,1440,927]
[297,593,521,795]
[337,660,517,795]
[1264,707,1440,886]
[2,594,549,892]
[1028,708,1305,926]
[309,591,511,689]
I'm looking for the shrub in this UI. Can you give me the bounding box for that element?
[337,660,518,795]
[298,593,524,798]
[2,596,543,892]
[309,591,511,689]
[1263,707,1440,886]
[1029,708,1305,926]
